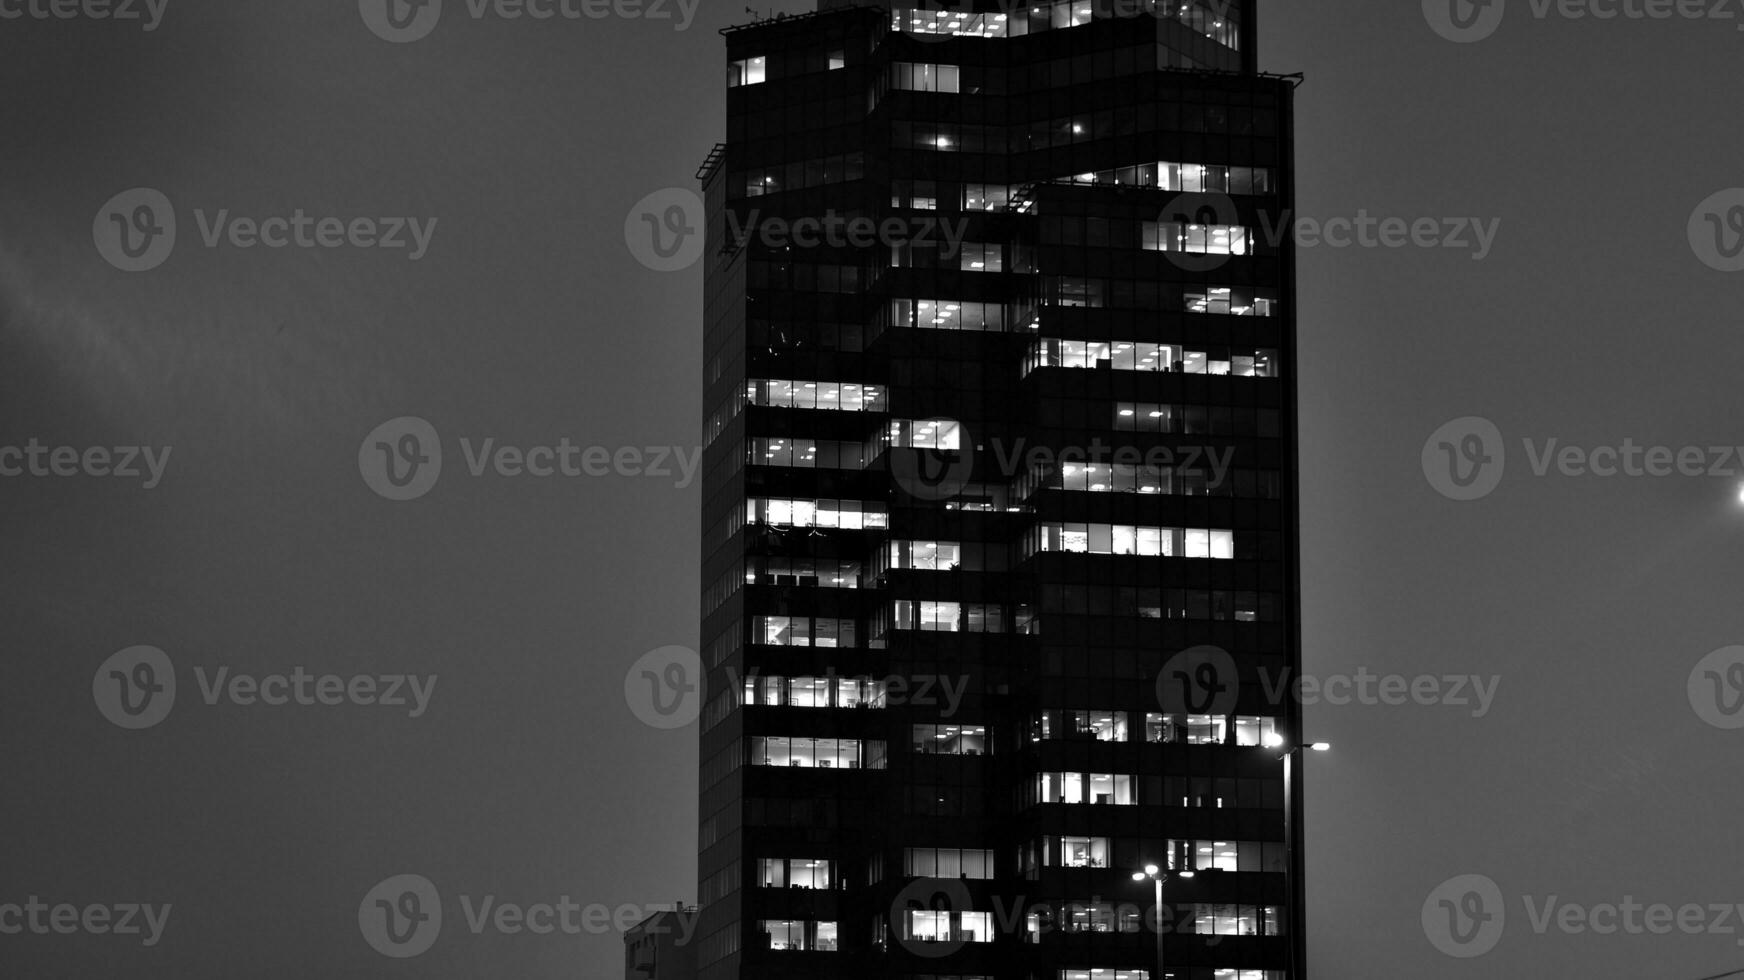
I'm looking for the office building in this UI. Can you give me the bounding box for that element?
[695,3,1302,977]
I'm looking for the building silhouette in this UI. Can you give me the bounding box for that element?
[626,905,702,980]
[695,2,1302,977]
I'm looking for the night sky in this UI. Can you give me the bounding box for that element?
[3,1,1743,977]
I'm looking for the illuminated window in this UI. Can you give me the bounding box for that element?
[1185,286,1277,316]
[902,910,993,944]
[751,616,857,648]
[749,736,887,770]
[892,62,961,93]
[892,0,1239,49]
[748,438,867,471]
[758,858,833,889]
[747,498,889,530]
[886,541,962,571]
[911,724,988,755]
[1024,338,1279,378]
[1166,838,1289,873]
[961,184,1011,211]
[1144,220,1251,256]
[904,847,994,878]
[891,600,1005,633]
[890,299,1007,332]
[958,242,1003,272]
[1146,714,1279,746]
[747,556,863,588]
[1028,523,1235,559]
[760,920,837,951]
[742,675,888,708]
[1034,772,1135,805]
[886,419,963,451]
[729,56,766,87]
[1033,710,1128,742]
[746,379,884,411]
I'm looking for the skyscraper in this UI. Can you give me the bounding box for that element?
[696,3,1301,978]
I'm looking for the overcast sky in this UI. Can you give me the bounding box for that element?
[3,1,1743,977]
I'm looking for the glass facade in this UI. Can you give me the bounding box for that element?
[699,2,1299,978]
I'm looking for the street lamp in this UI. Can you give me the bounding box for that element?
[1131,865,1192,980]
[1273,739,1329,979]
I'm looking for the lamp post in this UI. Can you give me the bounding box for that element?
[1131,865,1192,980]
[1269,737,1329,980]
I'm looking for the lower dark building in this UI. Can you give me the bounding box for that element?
[626,905,702,980]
